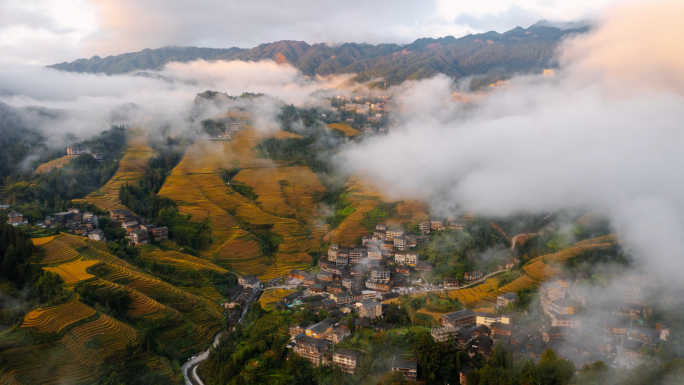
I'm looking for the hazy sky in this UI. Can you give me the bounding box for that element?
[0,0,625,67]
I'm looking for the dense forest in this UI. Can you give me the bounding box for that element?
[1,125,128,219]
[0,223,64,328]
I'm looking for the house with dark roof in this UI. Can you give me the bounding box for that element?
[374,322,395,331]
[441,309,476,328]
[238,274,261,288]
[333,348,363,375]
[491,322,515,337]
[290,321,312,338]
[293,336,330,367]
[306,321,333,339]
[497,292,518,308]
[355,317,371,329]
[628,326,659,343]
[391,359,417,382]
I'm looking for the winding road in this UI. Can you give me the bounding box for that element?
[182,332,223,385]
[182,287,262,385]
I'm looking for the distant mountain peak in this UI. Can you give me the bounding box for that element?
[47,23,588,86]
[530,19,590,30]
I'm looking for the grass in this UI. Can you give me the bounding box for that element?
[35,155,73,174]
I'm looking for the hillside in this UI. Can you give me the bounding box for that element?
[48,24,587,85]
[158,127,326,278]
[79,128,155,211]
[0,232,230,384]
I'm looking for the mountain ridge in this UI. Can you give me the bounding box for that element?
[48,23,589,85]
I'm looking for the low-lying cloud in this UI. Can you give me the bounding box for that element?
[0,59,351,146]
[337,0,684,284]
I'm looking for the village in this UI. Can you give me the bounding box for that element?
[4,206,168,246]
[220,216,671,382]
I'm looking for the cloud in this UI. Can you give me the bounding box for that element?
[81,0,438,57]
[0,59,352,146]
[336,0,684,283]
[0,0,625,67]
[455,4,544,31]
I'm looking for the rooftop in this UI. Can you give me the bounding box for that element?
[298,336,330,349]
[308,321,332,334]
[392,360,418,370]
[442,309,475,321]
[334,348,362,359]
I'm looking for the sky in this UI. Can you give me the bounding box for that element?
[0,0,623,67]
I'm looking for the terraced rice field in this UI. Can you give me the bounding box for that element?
[63,313,137,366]
[328,123,361,137]
[4,311,138,384]
[417,308,448,323]
[180,286,225,302]
[21,295,96,333]
[43,259,100,287]
[232,166,326,224]
[158,128,322,278]
[448,278,500,305]
[37,235,81,264]
[259,288,295,310]
[83,128,155,211]
[450,235,618,307]
[37,233,144,272]
[139,245,227,272]
[31,235,56,246]
[35,155,73,174]
[0,344,96,385]
[324,173,390,246]
[395,200,429,220]
[33,233,223,354]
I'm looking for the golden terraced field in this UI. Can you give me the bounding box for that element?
[259,288,295,310]
[324,173,428,246]
[43,259,100,287]
[158,127,324,278]
[21,295,95,333]
[35,155,73,174]
[328,123,361,137]
[25,233,224,356]
[447,235,618,307]
[82,128,155,211]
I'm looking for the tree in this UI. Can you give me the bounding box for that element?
[36,271,65,302]
[346,317,356,334]
[525,349,575,385]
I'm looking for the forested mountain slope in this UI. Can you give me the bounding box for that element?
[48,23,587,84]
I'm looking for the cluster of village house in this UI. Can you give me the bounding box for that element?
[221,219,500,382]
[65,146,104,161]
[227,219,672,380]
[210,118,248,139]
[277,271,673,380]
[430,273,672,373]
[330,94,393,128]
[288,220,480,302]
[4,207,168,246]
